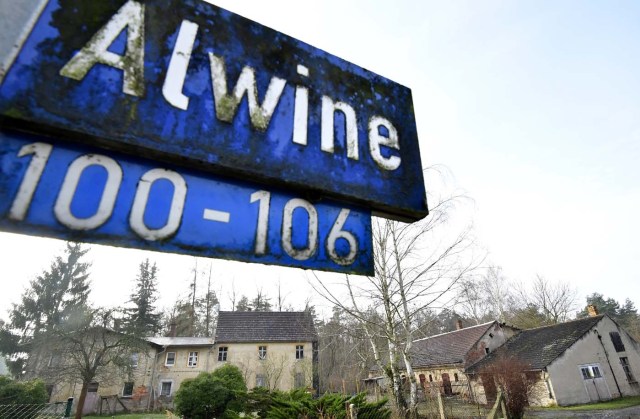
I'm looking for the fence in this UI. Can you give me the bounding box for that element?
[416,380,492,419]
[0,397,73,419]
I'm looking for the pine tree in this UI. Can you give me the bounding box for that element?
[125,259,162,336]
[0,242,91,377]
[251,289,272,312]
[236,295,251,312]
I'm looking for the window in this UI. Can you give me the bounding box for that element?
[48,354,60,367]
[296,345,304,359]
[87,382,99,393]
[581,367,590,380]
[581,365,602,379]
[123,382,134,397]
[485,348,490,354]
[130,353,139,369]
[188,351,198,367]
[592,366,602,378]
[295,372,305,388]
[258,346,267,360]
[428,374,433,382]
[256,374,266,388]
[160,381,172,397]
[610,332,626,352]
[165,352,176,366]
[218,347,228,362]
[454,373,459,382]
[621,357,637,383]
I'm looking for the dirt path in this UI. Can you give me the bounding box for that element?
[525,405,640,418]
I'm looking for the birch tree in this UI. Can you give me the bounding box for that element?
[312,189,483,417]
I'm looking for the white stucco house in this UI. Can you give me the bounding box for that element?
[466,309,640,406]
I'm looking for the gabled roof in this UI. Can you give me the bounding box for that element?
[410,321,497,368]
[466,315,605,374]
[146,337,214,347]
[215,311,317,343]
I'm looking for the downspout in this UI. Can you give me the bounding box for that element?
[147,346,166,411]
[595,330,622,397]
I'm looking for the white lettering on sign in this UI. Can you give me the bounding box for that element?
[369,116,401,170]
[9,143,362,266]
[58,4,402,170]
[321,96,359,160]
[326,208,357,265]
[282,198,318,261]
[202,208,230,223]
[130,169,187,241]
[209,54,287,132]
[292,65,309,146]
[250,190,271,255]
[8,142,53,221]
[163,20,199,110]
[54,154,123,230]
[60,0,145,97]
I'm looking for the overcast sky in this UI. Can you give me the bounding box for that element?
[1,0,639,320]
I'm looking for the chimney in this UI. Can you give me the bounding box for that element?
[169,321,177,337]
[455,319,464,330]
[587,305,599,317]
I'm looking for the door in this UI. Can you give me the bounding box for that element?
[82,382,100,415]
[580,365,611,402]
[442,373,453,396]
[481,373,497,404]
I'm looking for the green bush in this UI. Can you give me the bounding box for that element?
[245,386,277,418]
[174,364,247,419]
[267,389,390,419]
[0,376,49,405]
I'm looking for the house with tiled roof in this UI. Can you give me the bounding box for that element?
[465,308,640,406]
[408,320,518,398]
[214,311,318,393]
[44,312,317,415]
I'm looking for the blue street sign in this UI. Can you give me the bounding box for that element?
[0,129,373,275]
[0,0,427,222]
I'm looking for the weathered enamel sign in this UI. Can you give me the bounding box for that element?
[0,128,373,274]
[0,0,427,222]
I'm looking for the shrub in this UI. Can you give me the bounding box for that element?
[267,389,390,419]
[174,364,247,419]
[0,376,49,405]
[245,386,277,418]
[481,356,536,419]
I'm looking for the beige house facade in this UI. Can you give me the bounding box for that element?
[145,337,215,410]
[466,312,640,406]
[214,311,318,393]
[46,312,317,415]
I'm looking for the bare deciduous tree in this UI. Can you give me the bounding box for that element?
[312,186,483,417]
[514,275,577,325]
[40,308,144,419]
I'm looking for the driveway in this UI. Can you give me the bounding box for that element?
[526,405,640,418]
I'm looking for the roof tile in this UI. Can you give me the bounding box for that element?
[215,311,317,343]
[466,315,604,373]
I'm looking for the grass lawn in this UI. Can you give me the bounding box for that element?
[530,395,640,411]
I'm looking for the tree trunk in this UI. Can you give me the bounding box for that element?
[75,381,89,419]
